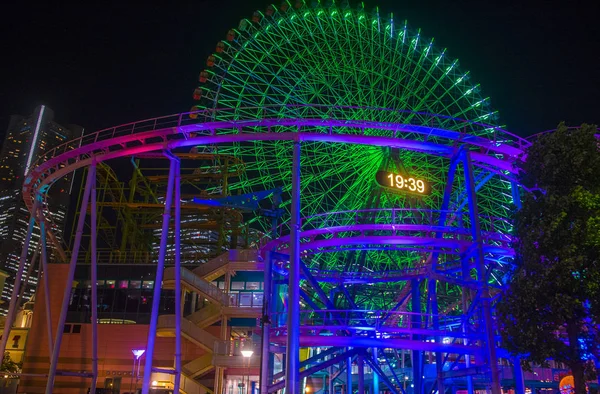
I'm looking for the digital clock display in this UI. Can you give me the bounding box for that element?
[375,170,431,195]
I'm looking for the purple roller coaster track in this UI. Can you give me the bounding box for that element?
[5,105,529,394]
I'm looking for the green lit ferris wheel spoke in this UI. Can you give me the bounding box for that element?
[192,3,516,311]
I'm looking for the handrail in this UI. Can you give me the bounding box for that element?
[164,267,230,306]
[22,106,524,258]
[157,314,219,349]
[27,105,528,176]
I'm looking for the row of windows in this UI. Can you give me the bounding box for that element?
[213,280,264,291]
[81,279,155,290]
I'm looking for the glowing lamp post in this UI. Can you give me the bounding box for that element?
[130,349,146,393]
[241,350,254,358]
[241,342,254,394]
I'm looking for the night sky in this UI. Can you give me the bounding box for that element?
[1,1,598,140]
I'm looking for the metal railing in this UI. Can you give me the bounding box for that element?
[164,268,230,306]
[28,105,529,177]
[157,315,219,350]
[270,309,467,334]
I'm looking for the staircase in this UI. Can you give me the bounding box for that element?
[187,303,221,327]
[159,249,263,392]
[157,315,220,352]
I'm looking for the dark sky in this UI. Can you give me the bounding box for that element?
[1,1,598,140]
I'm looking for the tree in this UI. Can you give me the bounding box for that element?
[1,352,20,374]
[497,123,600,394]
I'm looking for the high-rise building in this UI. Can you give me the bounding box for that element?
[0,105,81,314]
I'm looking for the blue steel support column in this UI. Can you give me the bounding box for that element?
[260,252,273,394]
[39,210,54,355]
[286,140,301,394]
[511,181,522,210]
[90,162,99,394]
[173,158,182,393]
[411,280,422,394]
[142,155,177,394]
[46,163,95,394]
[463,151,501,394]
[347,354,353,394]
[513,356,525,394]
[0,196,41,359]
[372,347,380,394]
[357,356,364,394]
[428,279,444,394]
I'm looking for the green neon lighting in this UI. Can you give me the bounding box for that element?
[193,2,513,311]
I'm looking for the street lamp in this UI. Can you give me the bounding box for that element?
[130,349,146,393]
[241,342,253,394]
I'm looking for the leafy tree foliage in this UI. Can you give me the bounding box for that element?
[1,352,20,373]
[497,123,600,394]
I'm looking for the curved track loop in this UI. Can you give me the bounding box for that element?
[23,105,527,257]
[262,208,513,257]
[268,309,484,355]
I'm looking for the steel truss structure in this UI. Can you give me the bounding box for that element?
[6,2,532,394]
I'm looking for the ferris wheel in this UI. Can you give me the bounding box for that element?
[191,1,519,297]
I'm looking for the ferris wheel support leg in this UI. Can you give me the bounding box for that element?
[90,161,99,394]
[357,355,365,394]
[411,280,422,394]
[260,252,273,394]
[463,151,501,394]
[429,278,444,394]
[173,158,182,394]
[141,154,177,394]
[0,196,41,359]
[285,140,301,394]
[46,163,95,394]
[372,347,380,394]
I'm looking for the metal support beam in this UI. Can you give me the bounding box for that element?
[411,279,422,394]
[173,158,182,393]
[357,355,364,394]
[511,181,522,210]
[346,353,353,394]
[300,261,335,309]
[260,252,273,394]
[372,347,380,394]
[269,349,359,393]
[429,279,444,394]
[463,151,501,394]
[46,163,95,394]
[362,351,401,394]
[286,140,301,394]
[90,162,99,394]
[142,155,177,394]
[514,356,525,394]
[39,212,53,355]
[300,289,322,311]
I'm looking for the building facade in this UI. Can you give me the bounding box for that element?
[0,105,81,314]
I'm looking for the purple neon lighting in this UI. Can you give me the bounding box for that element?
[22,106,526,225]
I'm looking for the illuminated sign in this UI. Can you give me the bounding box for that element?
[375,170,431,195]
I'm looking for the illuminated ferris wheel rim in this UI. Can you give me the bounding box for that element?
[22,106,526,255]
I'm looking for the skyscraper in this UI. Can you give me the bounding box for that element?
[0,105,81,314]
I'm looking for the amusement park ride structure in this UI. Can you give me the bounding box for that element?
[1,2,537,394]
